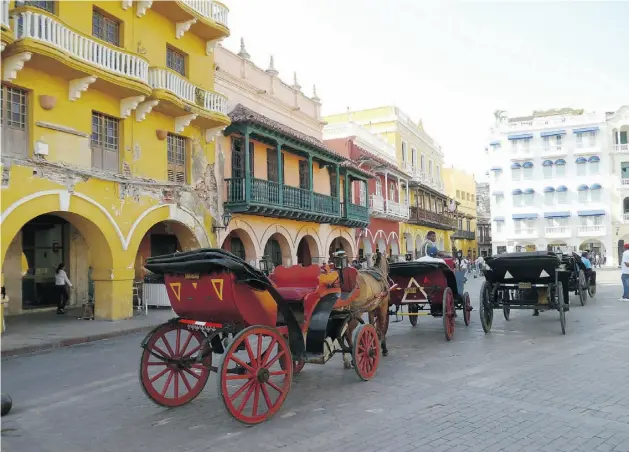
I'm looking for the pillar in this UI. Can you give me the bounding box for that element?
[384,172,389,204]
[363,180,368,207]
[92,267,135,320]
[344,173,350,217]
[244,127,251,203]
[308,154,314,209]
[335,163,341,215]
[277,140,284,205]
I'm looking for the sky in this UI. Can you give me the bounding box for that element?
[222,0,629,180]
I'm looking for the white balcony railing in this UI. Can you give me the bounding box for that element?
[503,112,603,132]
[148,67,227,115]
[615,144,629,153]
[13,11,149,82]
[1,1,9,29]
[513,227,538,238]
[180,0,229,28]
[621,178,629,187]
[578,225,605,235]
[624,213,629,223]
[369,194,385,214]
[385,200,410,219]
[545,226,570,237]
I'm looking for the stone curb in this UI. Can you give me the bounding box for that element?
[1,325,155,358]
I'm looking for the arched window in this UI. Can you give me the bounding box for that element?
[389,182,396,201]
[420,154,425,171]
[375,178,382,196]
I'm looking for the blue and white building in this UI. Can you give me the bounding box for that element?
[486,108,617,265]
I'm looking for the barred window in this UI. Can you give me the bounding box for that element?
[167,133,187,184]
[1,84,28,158]
[167,47,186,76]
[91,112,119,172]
[92,9,120,46]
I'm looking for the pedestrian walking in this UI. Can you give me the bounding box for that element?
[55,263,72,314]
[621,244,629,301]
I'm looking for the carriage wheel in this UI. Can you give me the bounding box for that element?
[577,270,587,306]
[139,323,211,407]
[503,306,511,321]
[279,356,305,375]
[479,282,493,334]
[587,279,596,297]
[351,323,380,381]
[409,304,419,326]
[218,326,292,425]
[463,292,472,326]
[557,282,566,335]
[442,287,455,341]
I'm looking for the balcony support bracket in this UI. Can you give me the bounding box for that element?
[205,126,226,143]
[176,19,197,39]
[135,100,159,122]
[2,52,31,82]
[69,76,97,101]
[175,114,197,133]
[121,0,133,10]
[137,0,153,17]
[121,96,146,119]
[206,38,224,55]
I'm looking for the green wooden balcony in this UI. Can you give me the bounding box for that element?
[225,177,341,223]
[339,202,370,228]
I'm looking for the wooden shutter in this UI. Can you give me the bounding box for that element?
[267,148,278,182]
[298,160,308,189]
[248,141,255,178]
[167,134,186,183]
[329,170,337,197]
[231,137,244,179]
[1,85,28,158]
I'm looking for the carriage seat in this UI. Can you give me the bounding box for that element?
[340,267,359,293]
[269,264,321,302]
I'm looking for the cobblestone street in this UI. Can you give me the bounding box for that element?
[2,270,629,452]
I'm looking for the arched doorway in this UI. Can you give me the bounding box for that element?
[415,234,423,258]
[134,221,199,281]
[221,229,256,264]
[388,240,400,260]
[579,239,606,260]
[297,235,318,267]
[358,237,372,263]
[329,236,353,261]
[263,233,291,268]
[547,241,568,253]
[404,233,413,256]
[376,237,386,254]
[515,242,536,252]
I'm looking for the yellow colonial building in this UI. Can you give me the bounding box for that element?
[442,166,478,258]
[1,0,230,319]
[214,42,370,268]
[325,106,457,257]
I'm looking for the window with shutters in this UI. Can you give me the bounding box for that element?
[231,137,244,179]
[16,1,55,13]
[91,112,119,172]
[329,170,337,197]
[248,141,254,178]
[1,84,28,158]
[166,46,186,76]
[167,133,187,184]
[298,160,309,190]
[267,148,278,182]
[375,179,382,196]
[92,9,120,46]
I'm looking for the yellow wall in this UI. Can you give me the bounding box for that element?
[1,1,230,320]
[442,167,477,256]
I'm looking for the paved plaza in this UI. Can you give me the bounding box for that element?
[2,270,629,452]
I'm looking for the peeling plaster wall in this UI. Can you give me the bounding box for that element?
[68,224,90,307]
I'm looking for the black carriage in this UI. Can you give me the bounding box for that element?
[480,251,570,335]
[559,252,596,303]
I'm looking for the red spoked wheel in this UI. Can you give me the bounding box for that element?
[351,323,380,381]
[463,292,472,326]
[218,326,292,425]
[279,336,306,375]
[443,287,455,341]
[139,323,211,407]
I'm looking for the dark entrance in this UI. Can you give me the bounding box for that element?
[264,239,282,267]
[297,238,312,266]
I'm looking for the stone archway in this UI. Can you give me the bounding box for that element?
[404,232,413,256]
[579,239,606,259]
[359,237,372,262]
[221,228,257,264]
[329,236,354,261]
[296,235,319,266]
[376,237,387,253]
[263,232,292,268]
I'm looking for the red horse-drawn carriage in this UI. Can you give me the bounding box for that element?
[388,258,472,341]
[139,249,383,424]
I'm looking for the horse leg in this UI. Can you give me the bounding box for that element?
[343,317,359,369]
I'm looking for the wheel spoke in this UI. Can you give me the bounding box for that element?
[161,335,175,357]
[149,367,170,383]
[266,378,285,395]
[229,354,254,373]
[182,343,203,359]
[261,338,277,366]
[174,372,179,399]
[179,330,194,357]
[269,370,288,377]
[252,382,261,417]
[226,374,252,380]
[183,367,201,380]
[147,361,167,367]
[160,370,174,397]
[175,328,181,355]
[256,334,263,367]
[236,380,256,413]
[230,377,254,401]
[244,337,257,367]
[260,382,273,410]
[265,350,285,368]
[152,344,171,360]
[180,371,193,392]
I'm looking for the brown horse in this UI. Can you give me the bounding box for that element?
[342,252,391,368]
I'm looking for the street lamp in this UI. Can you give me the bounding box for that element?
[212,212,233,232]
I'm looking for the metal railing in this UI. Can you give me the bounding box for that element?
[615,144,629,153]
[545,226,570,236]
[385,199,410,219]
[409,206,456,228]
[578,225,605,234]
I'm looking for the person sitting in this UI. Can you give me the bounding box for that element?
[581,251,596,286]
[416,246,447,265]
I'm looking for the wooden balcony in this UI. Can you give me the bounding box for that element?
[409,206,456,230]
[452,230,476,240]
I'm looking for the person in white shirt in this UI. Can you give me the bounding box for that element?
[621,244,629,301]
[416,246,447,265]
[55,263,72,314]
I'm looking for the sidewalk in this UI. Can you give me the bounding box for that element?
[1,307,173,357]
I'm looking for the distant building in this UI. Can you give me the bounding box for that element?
[476,182,492,256]
[442,167,477,258]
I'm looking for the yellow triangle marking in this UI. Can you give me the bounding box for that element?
[192,282,198,290]
[169,282,181,302]
[211,279,224,301]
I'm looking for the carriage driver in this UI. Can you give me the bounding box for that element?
[419,231,447,258]
[416,246,447,265]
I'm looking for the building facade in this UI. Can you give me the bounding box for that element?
[214,42,370,269]
[442,167,477,258]
[608,106,629,266]
[1,0,230,318]
[324,107,456,257]
[487,108,616,264]
[324,122,411,263]
[476,182,492,257]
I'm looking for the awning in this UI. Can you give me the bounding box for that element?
[522,161,534,168]
[540,130,566,137]
[590,183,602,190]
[490,166,502,171]
[523,188,535,194]
[489,140,501,146]
[508,133,534,140]
[542,160,554,167]
[512,189,522,195]
[512,213,538,220]
[544,211,571,218]
[573,127,599,134]
[543,186,555,193]
[588,156,600,162]
[493,216,505,221]
[556,185,568,192]
[577,184,589,191]
[555,159,566,166]
[577,210,605,217]
[511,162,521,169]
[492,191,504,196]
[575,157,587,164]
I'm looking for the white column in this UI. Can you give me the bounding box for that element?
[406,181,409,206]
[397,176,402,204]
[384,172,389,203]
[618,130,621,146]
